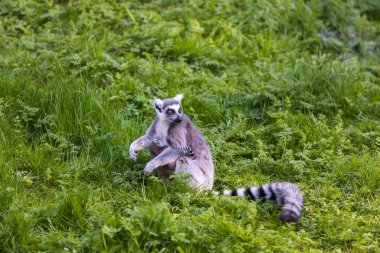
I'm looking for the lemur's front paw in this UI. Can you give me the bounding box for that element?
[129,152,137,161]
[130,149,139,161]
[129,144,138,161]
[129,141,145,161]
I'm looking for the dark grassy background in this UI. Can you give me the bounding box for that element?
[1,0,379,252]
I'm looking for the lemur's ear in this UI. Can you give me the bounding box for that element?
[174,94,184,102]
[154,99,164,112]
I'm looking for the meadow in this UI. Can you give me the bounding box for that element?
[0,0,379,252]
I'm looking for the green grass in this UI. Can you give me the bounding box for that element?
[1,0,380,252]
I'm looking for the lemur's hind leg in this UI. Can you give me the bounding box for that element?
[175,157,208,190]
[144,148,183,175]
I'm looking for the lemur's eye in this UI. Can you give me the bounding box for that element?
[178,108,182,113]
[166,109,174,116]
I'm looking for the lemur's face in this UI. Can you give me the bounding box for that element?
[155,94,183,123]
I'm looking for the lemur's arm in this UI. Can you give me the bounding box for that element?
[129,135,152,161]
[129,118,160,160]
[143,148,184,175]
[144,145,194,175]
[153,139,192,154]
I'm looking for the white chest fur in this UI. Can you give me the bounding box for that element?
[154,119,170,145]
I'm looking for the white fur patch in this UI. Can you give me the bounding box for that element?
[155,119,170,146]
[155,99,164,108]
[262,184,271,198]
[174,94,184,102]
[237,188,246,198]
[168,104,181,113]
[250,187,260,200]
[223,190,232,196]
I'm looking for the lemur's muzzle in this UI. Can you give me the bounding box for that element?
[174,116,182,123]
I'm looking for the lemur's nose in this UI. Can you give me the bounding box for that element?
[175,117,182,123]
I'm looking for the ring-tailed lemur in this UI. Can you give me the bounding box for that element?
[129,94,303,222]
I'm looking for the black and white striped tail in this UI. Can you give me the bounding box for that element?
[172,145,194,159]
[213,182,303,222]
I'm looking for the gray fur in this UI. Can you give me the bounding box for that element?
[129,94,214,190]
[163,99,180,107]
[142,112,214,190]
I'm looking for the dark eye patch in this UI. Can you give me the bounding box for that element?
[166,109,174,115]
